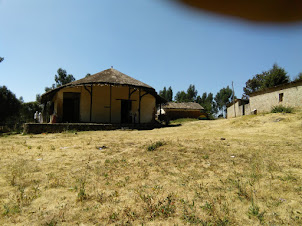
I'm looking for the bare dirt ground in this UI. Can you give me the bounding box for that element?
[0,110,302,225]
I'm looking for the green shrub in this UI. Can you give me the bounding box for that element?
[271,105,293,113]
[147,141,165,151]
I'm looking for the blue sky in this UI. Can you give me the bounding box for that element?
[1,0,302,102]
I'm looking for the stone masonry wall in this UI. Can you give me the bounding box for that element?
[227,102,251,119]
[250,85,302,113]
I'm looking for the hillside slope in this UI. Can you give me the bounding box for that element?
[0,110,301,225]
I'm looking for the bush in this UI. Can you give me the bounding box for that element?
[147,141,165,151]
[0,86,21,124]
[271,105,293,113]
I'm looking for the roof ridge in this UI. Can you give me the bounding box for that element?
[41,68,157,102]
[65,68,154,89]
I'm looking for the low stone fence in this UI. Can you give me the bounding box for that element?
[24,123,163,134]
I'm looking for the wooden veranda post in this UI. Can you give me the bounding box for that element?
[138,88,141,124]
[90,85,93,122]
[84,85,93,122]
[232,81,236,118]
[110,85,112,123]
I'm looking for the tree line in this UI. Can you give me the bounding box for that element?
[243,63,301,97]
[159,84,233,118]
[159,63,302,118]
[0,68,76,131]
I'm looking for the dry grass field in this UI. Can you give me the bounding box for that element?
[1,110,302,225]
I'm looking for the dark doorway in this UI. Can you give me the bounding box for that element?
[121,100,132,123]
[279,93,284,102]
[63,92,80,122]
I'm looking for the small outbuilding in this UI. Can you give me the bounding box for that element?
[159,102,205,120]
[41,68,166,124]
[226,99,250,119]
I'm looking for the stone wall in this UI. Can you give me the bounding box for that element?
[227,102,239,119]
[227,100,251,119]
[227,83,302,118]
[250,84,302,113]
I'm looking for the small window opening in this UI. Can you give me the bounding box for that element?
[279,93,284,102]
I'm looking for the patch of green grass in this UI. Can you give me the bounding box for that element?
[170,118,199,124]
[182,209,204,224]
[139,193,176,220]
[203,154,209,159]
[271,105,293,113]
[278,172,298,182]
[2,204,20,216]
[62,129,78,134]
[108,212,119,223]
[227,178,251,201]
[248,202,265,223]
[75,177,88,202]
[147,141,165,151]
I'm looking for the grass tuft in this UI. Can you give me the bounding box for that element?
[147,141,165,151]
[271,105,293,113]
[248,202,265,223]
[170,118,199,124]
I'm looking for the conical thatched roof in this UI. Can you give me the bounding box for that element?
[41,68,165,103]
[69,68,153,89]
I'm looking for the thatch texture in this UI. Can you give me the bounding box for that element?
[70,68,153,89]
[163,102,204,110]
[41,68,165,103]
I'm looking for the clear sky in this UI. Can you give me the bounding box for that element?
[1,0,302,102]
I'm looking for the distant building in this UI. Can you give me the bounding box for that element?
[227,80,302,118]
[41,68,166,124]
[159,102,205,120]
[226,99,250,119]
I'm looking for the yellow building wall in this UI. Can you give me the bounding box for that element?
[53,86,87,122]
[91,85,110,123]
[53,85,156,123]
[141,94,156,123]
